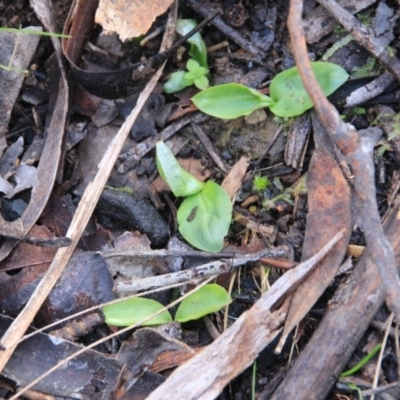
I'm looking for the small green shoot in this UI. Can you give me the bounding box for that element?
[164,19,209,93]
[175,284,231,322]
[175,19,208,68]
[262,177,294,210]
[251,360,257,400]
[377,143,392,157]
[184,59,209,89]
[252,175,269,191]
[102,297,173,326]
[192,62,349,118]
[156,141,232,252]
[340,343,382,377]
[165,59,209,93]
[347,383,363,400]
[102,284,231,327]
[0,27,70,73]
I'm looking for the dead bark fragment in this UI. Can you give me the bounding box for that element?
[270,195,400,400]
[345,72,396,107]
[0,0,69,261]
[276,142,351,351]
[284,112,311,169]
[0,26,41,138]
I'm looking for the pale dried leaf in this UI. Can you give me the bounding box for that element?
[95,0,175,41]
[221,156,250,199]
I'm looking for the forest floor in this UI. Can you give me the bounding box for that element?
[0,0,400,399]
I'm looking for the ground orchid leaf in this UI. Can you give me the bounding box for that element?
[177,181,232,252]
[103,297,172,327]
[176,19,208,68]
[269,62,349,117]
[175,284,231,322]
[191,83,274,119]
[156,141,204,197]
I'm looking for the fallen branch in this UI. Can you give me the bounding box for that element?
[109,247,289,294]
[288,0,400,322]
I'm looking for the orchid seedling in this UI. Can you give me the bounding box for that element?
[192,62,349,118]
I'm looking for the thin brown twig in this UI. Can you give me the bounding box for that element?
[288,0,400,321]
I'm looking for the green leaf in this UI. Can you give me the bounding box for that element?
[164,70,194,94]
[175,284,231,322]
[176,19,208,68]
[177,181,232,252]
[103,297,172,327]
[185,61,208,80]
[192,83,275,119]
[186,59,200,72]
[252,175,269,191]
[340,344,382,377]
[156,141,204,197]
[194,75,209,90]
[269,62,349,117]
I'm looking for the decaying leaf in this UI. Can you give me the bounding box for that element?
[95,0,175,41]
[0,249,114,326]
[103,231,169,281]
[0,225,56,273]
[221,156,250,199]
[5,165,37,199]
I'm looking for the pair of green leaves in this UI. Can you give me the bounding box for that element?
[102,283,231,326]
[156,141,232,253]
[192,62,349,118]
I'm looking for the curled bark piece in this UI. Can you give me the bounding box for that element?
[345,72,396,107]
